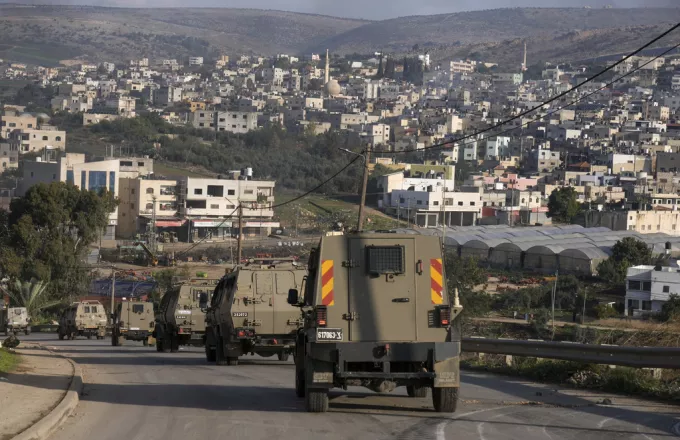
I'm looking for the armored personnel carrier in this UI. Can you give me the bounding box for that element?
[288,231,463,413]
[111,300,154,346]
[58,301,108,340]
[154,278,216,352]
[1,306,30,336]
[205,258,307,365]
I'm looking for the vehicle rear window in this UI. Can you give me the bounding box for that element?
[366,245,405,275]
[132,304,144,314]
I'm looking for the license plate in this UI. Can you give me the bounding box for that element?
[316,328,343,341]
[130,327,140,330]
[176,310,191,315]
[233,312,248,317]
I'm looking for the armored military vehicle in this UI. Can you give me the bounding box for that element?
[1,306,30,336]
[154,278,216,352]
[288,231,463,413]
[111,300,154,346]
[205,258,307,365]
[58,301,108,340]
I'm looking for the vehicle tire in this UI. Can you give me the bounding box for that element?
[25,328,31,336]
[205,344,216,362]
[215,337,228,365]
[407,385,428,398]
[432,387,459,413]
[295,363,305,398]
[156,340,163,352]
[305,387,329,413]
[226,357,239,366]
[111,334,118,346]
[277,352,290,362]
[58,332,65,341]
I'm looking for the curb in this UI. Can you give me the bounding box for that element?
[11,346,83,440]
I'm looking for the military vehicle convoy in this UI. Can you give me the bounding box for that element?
[154,278,215,352]
[288,231,463,413]
[205,259,307,365]
[1,306,30,336]
[58,301,108,340]
[111,300,155,346]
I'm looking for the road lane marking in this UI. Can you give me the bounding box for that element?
[435,406,507,440]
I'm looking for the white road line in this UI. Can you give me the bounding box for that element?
[435,406,507,440]
[597,417,613,429]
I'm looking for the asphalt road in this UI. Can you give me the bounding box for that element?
[20,333,680,440]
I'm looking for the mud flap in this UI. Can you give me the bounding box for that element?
[433,356,460,388]
[305,358,334,390]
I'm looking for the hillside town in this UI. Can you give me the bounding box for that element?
[2,47,680,316]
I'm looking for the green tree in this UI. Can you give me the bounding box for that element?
[445,253,489,316]
[547,187,580,223]
[596,237,653,289]
[5,279,61,317]
[0,182,117,299]
[660,294,680,322]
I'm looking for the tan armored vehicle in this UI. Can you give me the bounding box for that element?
[205,258,307,365]
[1,306,30,336]
[288,231,463,413]
[112,301,154,346]
[154,278,215,352]
[58,301,108,340]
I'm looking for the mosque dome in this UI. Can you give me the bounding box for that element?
[325,79,341,97]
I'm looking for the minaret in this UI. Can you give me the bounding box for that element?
[522,42,527,72]
[325,49,330,84]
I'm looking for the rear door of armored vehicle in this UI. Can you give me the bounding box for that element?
[272,270,303,333]
[252,271,273,333]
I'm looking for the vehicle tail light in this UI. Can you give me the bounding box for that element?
[315,306,327,327]
[438,306,451,326]
[178,328,184,334]
[237,330,245,338]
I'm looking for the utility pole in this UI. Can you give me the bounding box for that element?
[237,204,243,264]
[551,269,558,340]
[407,198,411,228]
[109,267,116,325]
[357,145,372,231]
[581,287,588,325]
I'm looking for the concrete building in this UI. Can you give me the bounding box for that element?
[178,174,276,240]
[155,86,183,106]
[118,178,180,239]
[83,113,122,126]
[215,111,259,133]
[625,265,680,316]
[485,136,511,160]
[1,111,38,139]
[188,57,204,66]
[105,96,137,117]
[9,127,66,153]
[191,110,216,130]
[450,60,476,74]
[0,142,18,170]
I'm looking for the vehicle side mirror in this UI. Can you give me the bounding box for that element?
[287,289,299,306]
[199,292,209,310]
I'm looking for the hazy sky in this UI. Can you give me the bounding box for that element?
[7,0,680,18]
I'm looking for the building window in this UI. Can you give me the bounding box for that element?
[146,203,153,210]
[56,136,62,141]
[81,171,86,189]
[228,189,235,195]
[458,201,463,206]
[470,202,475,206]
[146,188,154,194]
[244,189,254,195]
[642,281,651,292]
[194,188,203,195]
[138,162,144,167]
[207,185,224,197]
[88,171,107,192]
[433,201,439,206]
[131,203,135,210]
[664,285,670,293]
[66,170,74,184]
[131,188,135,195]
[210,204,219,209]
[42,136,48,141]
[642,301,652,311]
[416,200,422,205]
[109,171,115,192]
[628,280,641,290]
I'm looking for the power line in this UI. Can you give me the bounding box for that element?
[176,204,241,257]
[270,154,364,209]
[388,21,680,156]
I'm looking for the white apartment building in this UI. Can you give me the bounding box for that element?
[450,60,476,74]
[0,111,37,139]
[191,111,216,130]
[215,111,259,134]
[179,175,276,240]
[51,95,93,113]
[625,265,680,316]
[105,96,137,117]
[188,57,204,66]
[0,142,18,170]
[83,113,122,126]
[485,136,511,160]
[118,178,180,239]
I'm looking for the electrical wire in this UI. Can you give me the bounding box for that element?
[176,204,241,257]
[387,21,680,155]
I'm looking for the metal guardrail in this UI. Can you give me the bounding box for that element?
[461,337,680,369]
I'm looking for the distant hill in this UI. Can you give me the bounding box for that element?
[0,5,678,66]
